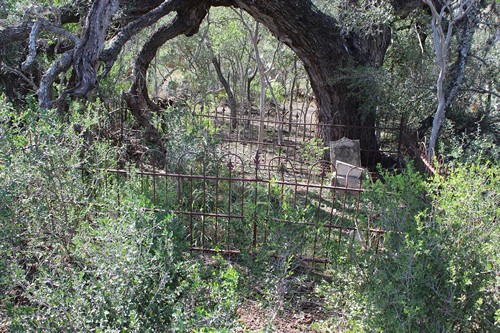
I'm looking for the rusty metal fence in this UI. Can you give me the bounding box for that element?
[110,99,441,176]
[199,106,404,172]
[99,148,385,264]
[200,107,446,178]
[398,121,449,177]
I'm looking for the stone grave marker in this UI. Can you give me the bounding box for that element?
[329,137,361,169]
[329,137,364,188]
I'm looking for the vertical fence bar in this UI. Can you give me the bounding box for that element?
[189,162,194,249]
[202,158,207,250]
[215,160,220,248]
[253,151,260,249]
[152,158,156,206]
[311,164,327,263]
[239,159,246,251]
[227,159,233,249]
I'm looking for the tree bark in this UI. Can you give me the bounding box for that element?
[424,0,478,160]
[100,0,182,76]
[123,0,210,147]
[68,0,120,97]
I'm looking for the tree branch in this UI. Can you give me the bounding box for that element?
[21,20,42,70]
[423,0,479,160]
[0,3,82,48]
[21,18,80,70]
[465,88,500,99]
[123,16,194,147]
[124,1,210,147]
[38,50,74,110]
[41,19,81,45]
[100,0,182,78]
[0,63,38,91]
[67,0,120,97]
[446,2,478,106]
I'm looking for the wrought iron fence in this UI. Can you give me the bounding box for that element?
[98,149,384,264]
[198,107,404,172]
[398,121,448,177]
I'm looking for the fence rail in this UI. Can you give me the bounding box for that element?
[199,108,404,171]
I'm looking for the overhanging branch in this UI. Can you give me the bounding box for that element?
[124,1,210,147]
[22,18,80,70]
[38,50,74,110]
[123,16,192,146]
[0,3,82,48]
[21,21,41,70]
[100,0,182,78]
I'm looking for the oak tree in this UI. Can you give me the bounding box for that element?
[0,0,429,162]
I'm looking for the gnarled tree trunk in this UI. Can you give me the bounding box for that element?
[123,0,210,147]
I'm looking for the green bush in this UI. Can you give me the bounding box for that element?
[321,163,499,332]
[2,95,497,331]
[0,102,241,332]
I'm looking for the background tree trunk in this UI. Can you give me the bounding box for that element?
[211,56,238,130]
[423,0,478,160]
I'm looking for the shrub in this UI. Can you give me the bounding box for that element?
[0,102,240,332]
[321,163,499,332]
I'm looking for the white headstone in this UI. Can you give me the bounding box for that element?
[335,161,364,188]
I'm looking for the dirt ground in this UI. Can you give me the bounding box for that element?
[236,300,332,332]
